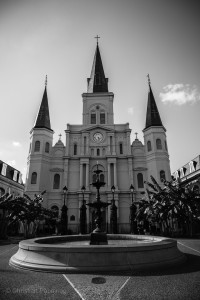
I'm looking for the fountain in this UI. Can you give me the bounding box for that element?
[9,163,186,273]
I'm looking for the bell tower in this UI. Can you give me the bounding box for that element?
[25,76,54,200]
[143,75,171,183]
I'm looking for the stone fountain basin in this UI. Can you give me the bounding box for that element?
[9,234,185,273]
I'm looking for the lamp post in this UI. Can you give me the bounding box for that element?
[61,186,68,235]
[129,184,137,234]
[80,185,87,234]
[110,185,118,234]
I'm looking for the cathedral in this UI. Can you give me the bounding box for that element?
[25,42,171,234]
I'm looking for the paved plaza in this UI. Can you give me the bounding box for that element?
[0,238,200,300]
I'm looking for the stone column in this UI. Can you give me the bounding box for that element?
[107,162,111,187]
[114,162,117,186]
[86,163,89,189]
[80,163,83,188]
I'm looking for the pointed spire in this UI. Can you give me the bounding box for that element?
[145,75,163,129]
[87,39,108,93]
[34,75,52,131]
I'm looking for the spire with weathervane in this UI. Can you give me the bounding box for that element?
[87,35,108,93]
[144,74,163,130]
[34,75,52,131]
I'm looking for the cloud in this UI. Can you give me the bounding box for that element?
[160,84,200,105]
[12,141,22,147]
[128,107,134,115]
[6,160,16,167]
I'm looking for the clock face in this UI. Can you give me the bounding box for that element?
[93,132,103,143]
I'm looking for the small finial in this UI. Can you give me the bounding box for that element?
[94,35,100,44]
[59,133,62,140]
[147,74,151,86]
[45,75,47,87]
[135,132,138,140]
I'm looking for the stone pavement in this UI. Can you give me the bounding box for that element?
[0,238,200,300]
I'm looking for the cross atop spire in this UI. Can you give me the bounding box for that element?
[33,78,52,131]
[144,80,163,130]
[94,35,100,44]
[135,132,138,140]
[147,73,151,87]
[45,75,47,87]
[87,41,108,93]
[59,133,62,140]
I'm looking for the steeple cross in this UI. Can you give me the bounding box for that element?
[45,75,48,87]
[135,132,138,140]
[59,133,62,140]
[147,74,151,86]
[94,35,100,44]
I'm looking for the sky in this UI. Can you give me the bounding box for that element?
[0,0,200,182]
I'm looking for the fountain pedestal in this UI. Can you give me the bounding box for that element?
[87,164,111,244]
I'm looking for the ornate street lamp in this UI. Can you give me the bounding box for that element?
[129,184,137,234]
[110,185,118,234]
[61,186,68,235]
[80,185,87,234]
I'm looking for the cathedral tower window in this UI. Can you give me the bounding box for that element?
[119,143,123,154]
[100,112,105,124]
[74,143,77,155]
[156,139,162,150]
[160,170,166,182]
[137,173,144,188]
[45,142,50,153]
[91,113,96,124]
[31,172,37,184]
[34,141,40,152]
[147,141,152,152]
[97,148,100,156]
[53,174,60,189]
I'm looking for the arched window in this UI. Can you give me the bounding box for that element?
[74,143,77,155]
[100,174,104,183]
[45,142,50,153]
[119,143,123,154]
[92,174,96,183]
[97,148,100,156]
[156,139,162,150]
[137,173,144,188]
[91,113,96,124]
[31,172,37,184]
[34,141,40,152]
[147,141,152,152]
[160,170,166,182]
[51,205,59,218]
[53,174,60,189]
[70,215,75,221]
[100,112,105,124]
[0,187,5,196]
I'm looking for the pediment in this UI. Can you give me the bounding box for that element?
[82,125,114,133]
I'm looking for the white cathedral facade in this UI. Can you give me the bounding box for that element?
[25,43,171,233]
